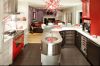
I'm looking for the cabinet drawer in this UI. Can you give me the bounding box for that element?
[65,31,75,34]
[65,38,75,41]
[65,34,75,37]
[65,41,75,44]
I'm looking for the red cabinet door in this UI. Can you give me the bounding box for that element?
[82,0,90,19]
[13,34,24,60]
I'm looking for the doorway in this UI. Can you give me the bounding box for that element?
[79,12,82,24]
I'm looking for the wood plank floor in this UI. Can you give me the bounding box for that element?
[60,45,90,65]
[28,33,42,43]
[10,44,41,65]
[10,44,90,66]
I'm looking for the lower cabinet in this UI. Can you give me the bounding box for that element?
[13,34,24,60]
[81,35,88,56]
[75,31,81,49]
[59,31,65,47]
[60,30,75,47]
[60,30,100,66]
[0,38,13,65]
[87,40,100,66]
[64,30,75,47]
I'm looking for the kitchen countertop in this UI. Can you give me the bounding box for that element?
[4,35,13,42]
[4,30,24,42]
[51,26,100,46]
[42,28,62,44]
[4,26,100,46]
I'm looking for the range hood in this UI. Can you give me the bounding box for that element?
[6,0,20,14]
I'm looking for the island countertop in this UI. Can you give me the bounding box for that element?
[42,28,62,44]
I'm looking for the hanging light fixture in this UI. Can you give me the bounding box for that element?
[44,0,60,12]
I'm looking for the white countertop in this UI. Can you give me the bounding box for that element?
[4,26,100,46]
[4,28,26,43]
[42,30,62,44]
[4,35,13,43]
[51,26,100,46]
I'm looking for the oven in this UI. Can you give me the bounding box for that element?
[13,31,24,60]
[13,34,24,47]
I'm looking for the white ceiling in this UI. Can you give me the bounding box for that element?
[19,0,82,9]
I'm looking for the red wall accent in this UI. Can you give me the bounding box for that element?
[90,0,100,35]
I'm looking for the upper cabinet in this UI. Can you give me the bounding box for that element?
[3,0,18,14]
[82,0,90,19]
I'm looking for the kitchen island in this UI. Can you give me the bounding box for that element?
[41,28,62,65]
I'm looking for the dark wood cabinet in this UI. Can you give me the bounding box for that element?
[75,31,81,50]
[81,35,88,57]
[87,39,100,66]
[59,31,65,47]
[75,32,88,57]
[60,30,75,47]
[75,31,100,66]
[60,30,100,66]
[64,30,75,47]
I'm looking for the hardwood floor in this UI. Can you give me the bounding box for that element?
[11,44,90,66]
[60,45,90,65]
[11,32,90,65]
[28,33,42,43]
[11,44,41,65]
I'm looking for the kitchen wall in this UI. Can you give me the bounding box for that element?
[0,0,5,64]
[0,0,4,54]
[56,10,63,21]
[18,0,29,45]
[75,5,82,24]
[18,0,28,30]
[4,15,16,32]
[28,6,35,25]
[62,5,82,25]
[90,0,100,35]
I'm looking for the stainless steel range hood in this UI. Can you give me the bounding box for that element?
[6,0,20,14]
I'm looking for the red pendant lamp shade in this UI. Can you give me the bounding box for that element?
[44,0,60,11]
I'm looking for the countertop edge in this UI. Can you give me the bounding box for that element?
[60,27,100,46]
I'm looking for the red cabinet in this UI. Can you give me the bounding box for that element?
[82,0,90,19]
[13,34,24,60]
